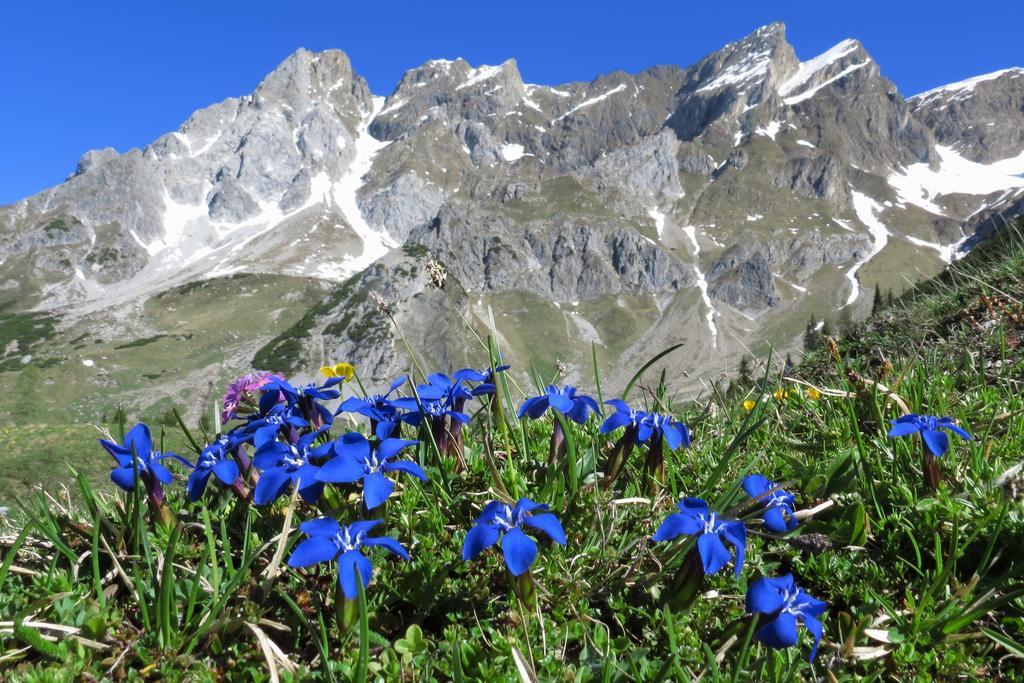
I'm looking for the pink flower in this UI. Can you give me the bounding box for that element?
[222,371,280,423]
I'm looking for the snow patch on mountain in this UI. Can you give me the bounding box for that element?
[778,39,860,96]
[755,121,783,140]
[500,143,527,162]
[888,146,1024,215]
[457,63,508,91]
[910,67,1024,104]
[647,207,666,238]
[845,192,890,307]
[552,84,627,123]
[681,225,718,345]
[327,97,398,275]
[696,48,772,93]
[783,61,871,105]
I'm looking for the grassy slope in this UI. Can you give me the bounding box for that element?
[1,226,1023,680]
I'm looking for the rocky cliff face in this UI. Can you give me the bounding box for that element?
[909,68,1024,163]
[2,23,1023,408]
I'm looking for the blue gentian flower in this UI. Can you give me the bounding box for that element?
[187,435,241,502]
[261,376,342,428]
[393,374,472,425]
[746,574,827,661]
[462,498,567,576]
[241,403,309,449]
[316,426,424,509]
[638,412,691,450]
[518,385,601,424]
[888,414,972,457]
[392,374,473,466]
[652,497,746,577]
[598,399,646,486]
[600,399,645,434]
[454,364,511,396]
[252,429,336,505]
[336,375,408,430]
[287,518,409,600]
[100,423,190,501]
[742,475,798,533]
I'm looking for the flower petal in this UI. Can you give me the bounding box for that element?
[922,428,950,457]
[334,432,371,461]
[110,467,137,491]
[187,469,212,502]
[888,420,921,437]
[938,418,972,441]
[697,532,732,575]
[150,461,174,485]
[316,454,366,483]
[462,523,500,561]
[755,613,800,650]
[337,550,374,600]
[742,474,772,499]
[745,575,790,614]
[517,396,549,420]
[362,535,410,560]
[762,506,792,534]
[652,512,702,542]
[377,438,418,460]
[803,614,824,661]
[524,513,566,545]
[600,411,632,434]
[287,536,338,567]
[363,472,395,510]
[382,459,428,481]
[124,424,153,458]
[213,459,240,485]
[253,466,291,506]
[501,527,538,576]
[720,521,747,577]
[300,517,341,537]
[677,497,710,516]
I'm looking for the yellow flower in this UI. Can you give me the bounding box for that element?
[772,389,790,401]
[742,399,756,412]
[320,362,355,381]
[805,387,822,401]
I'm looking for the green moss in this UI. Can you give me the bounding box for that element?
[403,243,429,258]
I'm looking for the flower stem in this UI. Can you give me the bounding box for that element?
[923,442,942,491]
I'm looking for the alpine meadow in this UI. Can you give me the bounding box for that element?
[2,14,1024,682]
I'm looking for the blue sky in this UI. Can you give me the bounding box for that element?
[1,0,1021,205]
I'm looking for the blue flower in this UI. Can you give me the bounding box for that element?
[316,427,425,509]
[240,403,309,449]
[888,414,972,457]
[261,376,341,428]
[518,385,601,424]
[100,423,190,496]
[652,498,746,577]
[637,411,691,450]
[287,518,409,600]
[746,574,827,661]
[454,364,511,396]
[336,375,408,428]
[252,429,335,505]
[742,475,798,533]
[462,498,567,576]
[600,399,645,434]
[186,435,241,502]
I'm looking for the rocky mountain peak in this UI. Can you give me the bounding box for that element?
[4,30,1024,404]
[909,67,1024,163]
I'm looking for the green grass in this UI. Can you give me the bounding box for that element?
[0,273,326,425]
[1,225,1023,680]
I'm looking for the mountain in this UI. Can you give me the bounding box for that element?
[2,23,1023,420]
